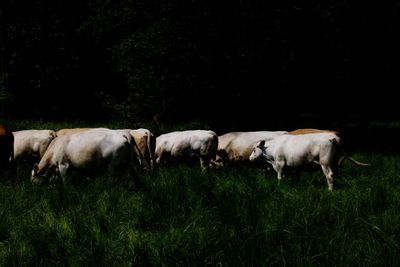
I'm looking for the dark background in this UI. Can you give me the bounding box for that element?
[0,0,399,133]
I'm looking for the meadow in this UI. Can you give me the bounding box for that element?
[0,121,399,266]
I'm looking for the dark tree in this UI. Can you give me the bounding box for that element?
[0,0,399,128]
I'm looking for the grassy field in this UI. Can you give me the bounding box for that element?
[1,120,399,266]
[0,150,399,266]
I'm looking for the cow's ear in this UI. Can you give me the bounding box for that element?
[258,140,265,148]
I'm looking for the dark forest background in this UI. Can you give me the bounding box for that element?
[1,0,400,131]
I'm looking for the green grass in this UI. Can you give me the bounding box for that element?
[0,120,398,265]
[0,152,399,266]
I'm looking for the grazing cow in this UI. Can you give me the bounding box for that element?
[128,128,155,170]
[249,132,368,191]
[214,131,288,166]
[13,130,56,162]
[31,128,140,185]
[289,128,339,135]
[56,127,155,170]
[0,125,16,181]
[155,130,218,170]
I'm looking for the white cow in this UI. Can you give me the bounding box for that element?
[155,130,218,170]
[13,130,56,162]
[56,127,155,170]
[30,128,139,184]
[214,131,288,166]
[249,133,343,190]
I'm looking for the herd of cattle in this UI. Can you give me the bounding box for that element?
[0,125,369,190]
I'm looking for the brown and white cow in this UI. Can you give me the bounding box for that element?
[155,130,218,170]
[128,128,155,170]
[214,131,288,166]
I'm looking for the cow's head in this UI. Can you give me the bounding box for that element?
[249,140,267,162]
[30,163,43,185]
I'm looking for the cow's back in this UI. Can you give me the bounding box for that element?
[289,128,339,135]
[156,131,190,154]
[63,129,129,169]
[56,128,95,136]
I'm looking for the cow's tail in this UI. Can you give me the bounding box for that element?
[328,136,370,167]
[208,132,219,161]
[147,131,156,169]
[338,154,370,167]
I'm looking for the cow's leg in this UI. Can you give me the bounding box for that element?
[272,161,285,184]
[200,156,210,172]
[321,164,334,191]
[57,163,69,183]
[155,152,163,165]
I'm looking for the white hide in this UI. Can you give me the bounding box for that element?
[13,130,56,161]
[250,133,340,190]
[155,130,218,170]
[31,128,137,184]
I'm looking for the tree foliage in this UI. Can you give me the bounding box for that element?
[0,0,399,127]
